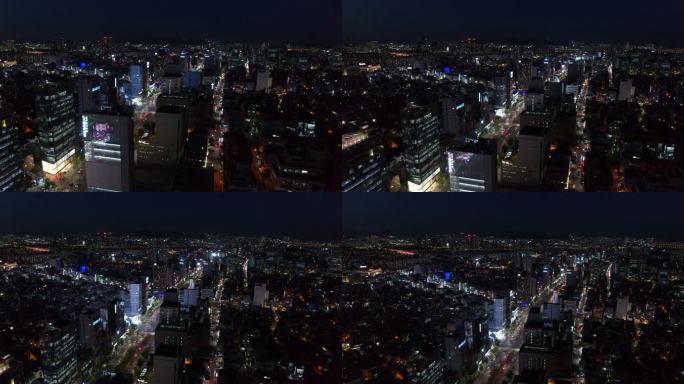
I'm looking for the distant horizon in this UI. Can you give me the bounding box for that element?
[343,194,684,241]
[344,0,684,47]
[0,229,335,241]
[342,230,681,241]
[0,229,679,242]
[2,37,679,49]
[339,36,683,49]
[0,0,342,45]
[3,0,681,47]
[1,194,342,241]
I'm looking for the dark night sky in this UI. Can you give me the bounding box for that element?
[2,1,680,45]
[343,194,684,239]
[1,194,341,240]
[344,0,684,46]
[0,0,342,44]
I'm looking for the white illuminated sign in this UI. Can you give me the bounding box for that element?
[82,115,89,138]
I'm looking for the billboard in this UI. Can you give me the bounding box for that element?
[84,115,121,145]
[91,122,114,143]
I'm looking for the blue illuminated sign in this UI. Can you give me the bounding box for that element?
[443,67,451,74]
[80,265,87,273]
[79,62,87,69]
[444,272,452,280]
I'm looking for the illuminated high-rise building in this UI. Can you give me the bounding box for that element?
[107,298,126,337]
[129,64,143,98]
[401,106,441,192]
[40,326,78,384]
[36,85,77,175]
[492,74,511,109]
[126,281,147,319]
[83,109,134,192]
[342,129,385,192]
[501,126,548,186]
[0,112,22,192]
[492,294,510,331]
[447,140,497,192]
[155,106,187,164]
[525,77,545,111]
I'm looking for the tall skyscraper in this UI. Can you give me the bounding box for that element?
[501,126,548,186]
[492,295,510,331]
[74,76,101,120]
[342,129,385,192]
[126,282,147,319]
[40,326,78,384]
[492,75,511,109]
[447,140,497,192]
[77,309,101,350]
[138,106,188,166]
[0,112,22,191]
[107,298,126,337]
[525,77,545,112]
[36,85,77,175]
[401,106,441,192]
[155,290,189,352]
[83,109,134,192]
[129,64,143,98]
[441,97,464,138]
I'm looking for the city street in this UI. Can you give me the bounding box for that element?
[481,92,525,160]
[568,76,591,192]
[474,273,564,384]
[572,285,590,383]
[208,70,227,192]
[206,274,226,384]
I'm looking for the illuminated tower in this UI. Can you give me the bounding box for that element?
[40,326,78,384]
[35,85,77,175]
[342,129,385,192]
[447,140,497,192]
[83,109,134,192]
[401,106,441,192]
[129,64,143,98]
[0,111,22,191]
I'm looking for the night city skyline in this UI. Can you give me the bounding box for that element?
[1,3,684,192]
[0,2,683,384]
[2,195,683,384]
